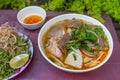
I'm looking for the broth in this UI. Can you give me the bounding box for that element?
[42,18,109,70]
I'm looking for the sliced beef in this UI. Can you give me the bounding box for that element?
[63,19,83,28]
[47,24,64,39]
[58,33,70,55]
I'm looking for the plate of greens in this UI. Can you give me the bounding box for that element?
[0,23,33,80]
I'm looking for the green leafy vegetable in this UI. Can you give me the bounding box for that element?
[0,0,36,10]
[41,0,66,11]
[40,0,120,23]
[69,0,85,14]
[0,49,16,79]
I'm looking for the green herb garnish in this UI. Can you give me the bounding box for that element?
[73,53,77,61]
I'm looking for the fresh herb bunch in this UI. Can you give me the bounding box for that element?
[41,0,66,11]
[40,0,120,23]
[69,0,85,14]
[102,0,120,23]
[0,49,16,79]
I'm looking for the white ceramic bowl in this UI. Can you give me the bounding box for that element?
[17,6,46,30]
[38,14,113,72]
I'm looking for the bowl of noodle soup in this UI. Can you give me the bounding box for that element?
[38,14,113,72]
[0,23,33,79]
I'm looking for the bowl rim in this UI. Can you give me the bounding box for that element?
[38,13,113,72]
[17,6,46,26]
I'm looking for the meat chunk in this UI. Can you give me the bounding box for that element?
[64,49,83,69]
[63,19,83,28]
[47,24,64,39]
[46,38,63,58]
[58,33,70,55]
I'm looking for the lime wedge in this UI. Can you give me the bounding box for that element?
[9,54,29,69]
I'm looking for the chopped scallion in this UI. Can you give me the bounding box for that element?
[73,53,77,61]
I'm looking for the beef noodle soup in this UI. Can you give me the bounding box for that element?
[42,18,109,70]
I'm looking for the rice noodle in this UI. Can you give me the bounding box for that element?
[49,54,65,67]
[0,23,17,57]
